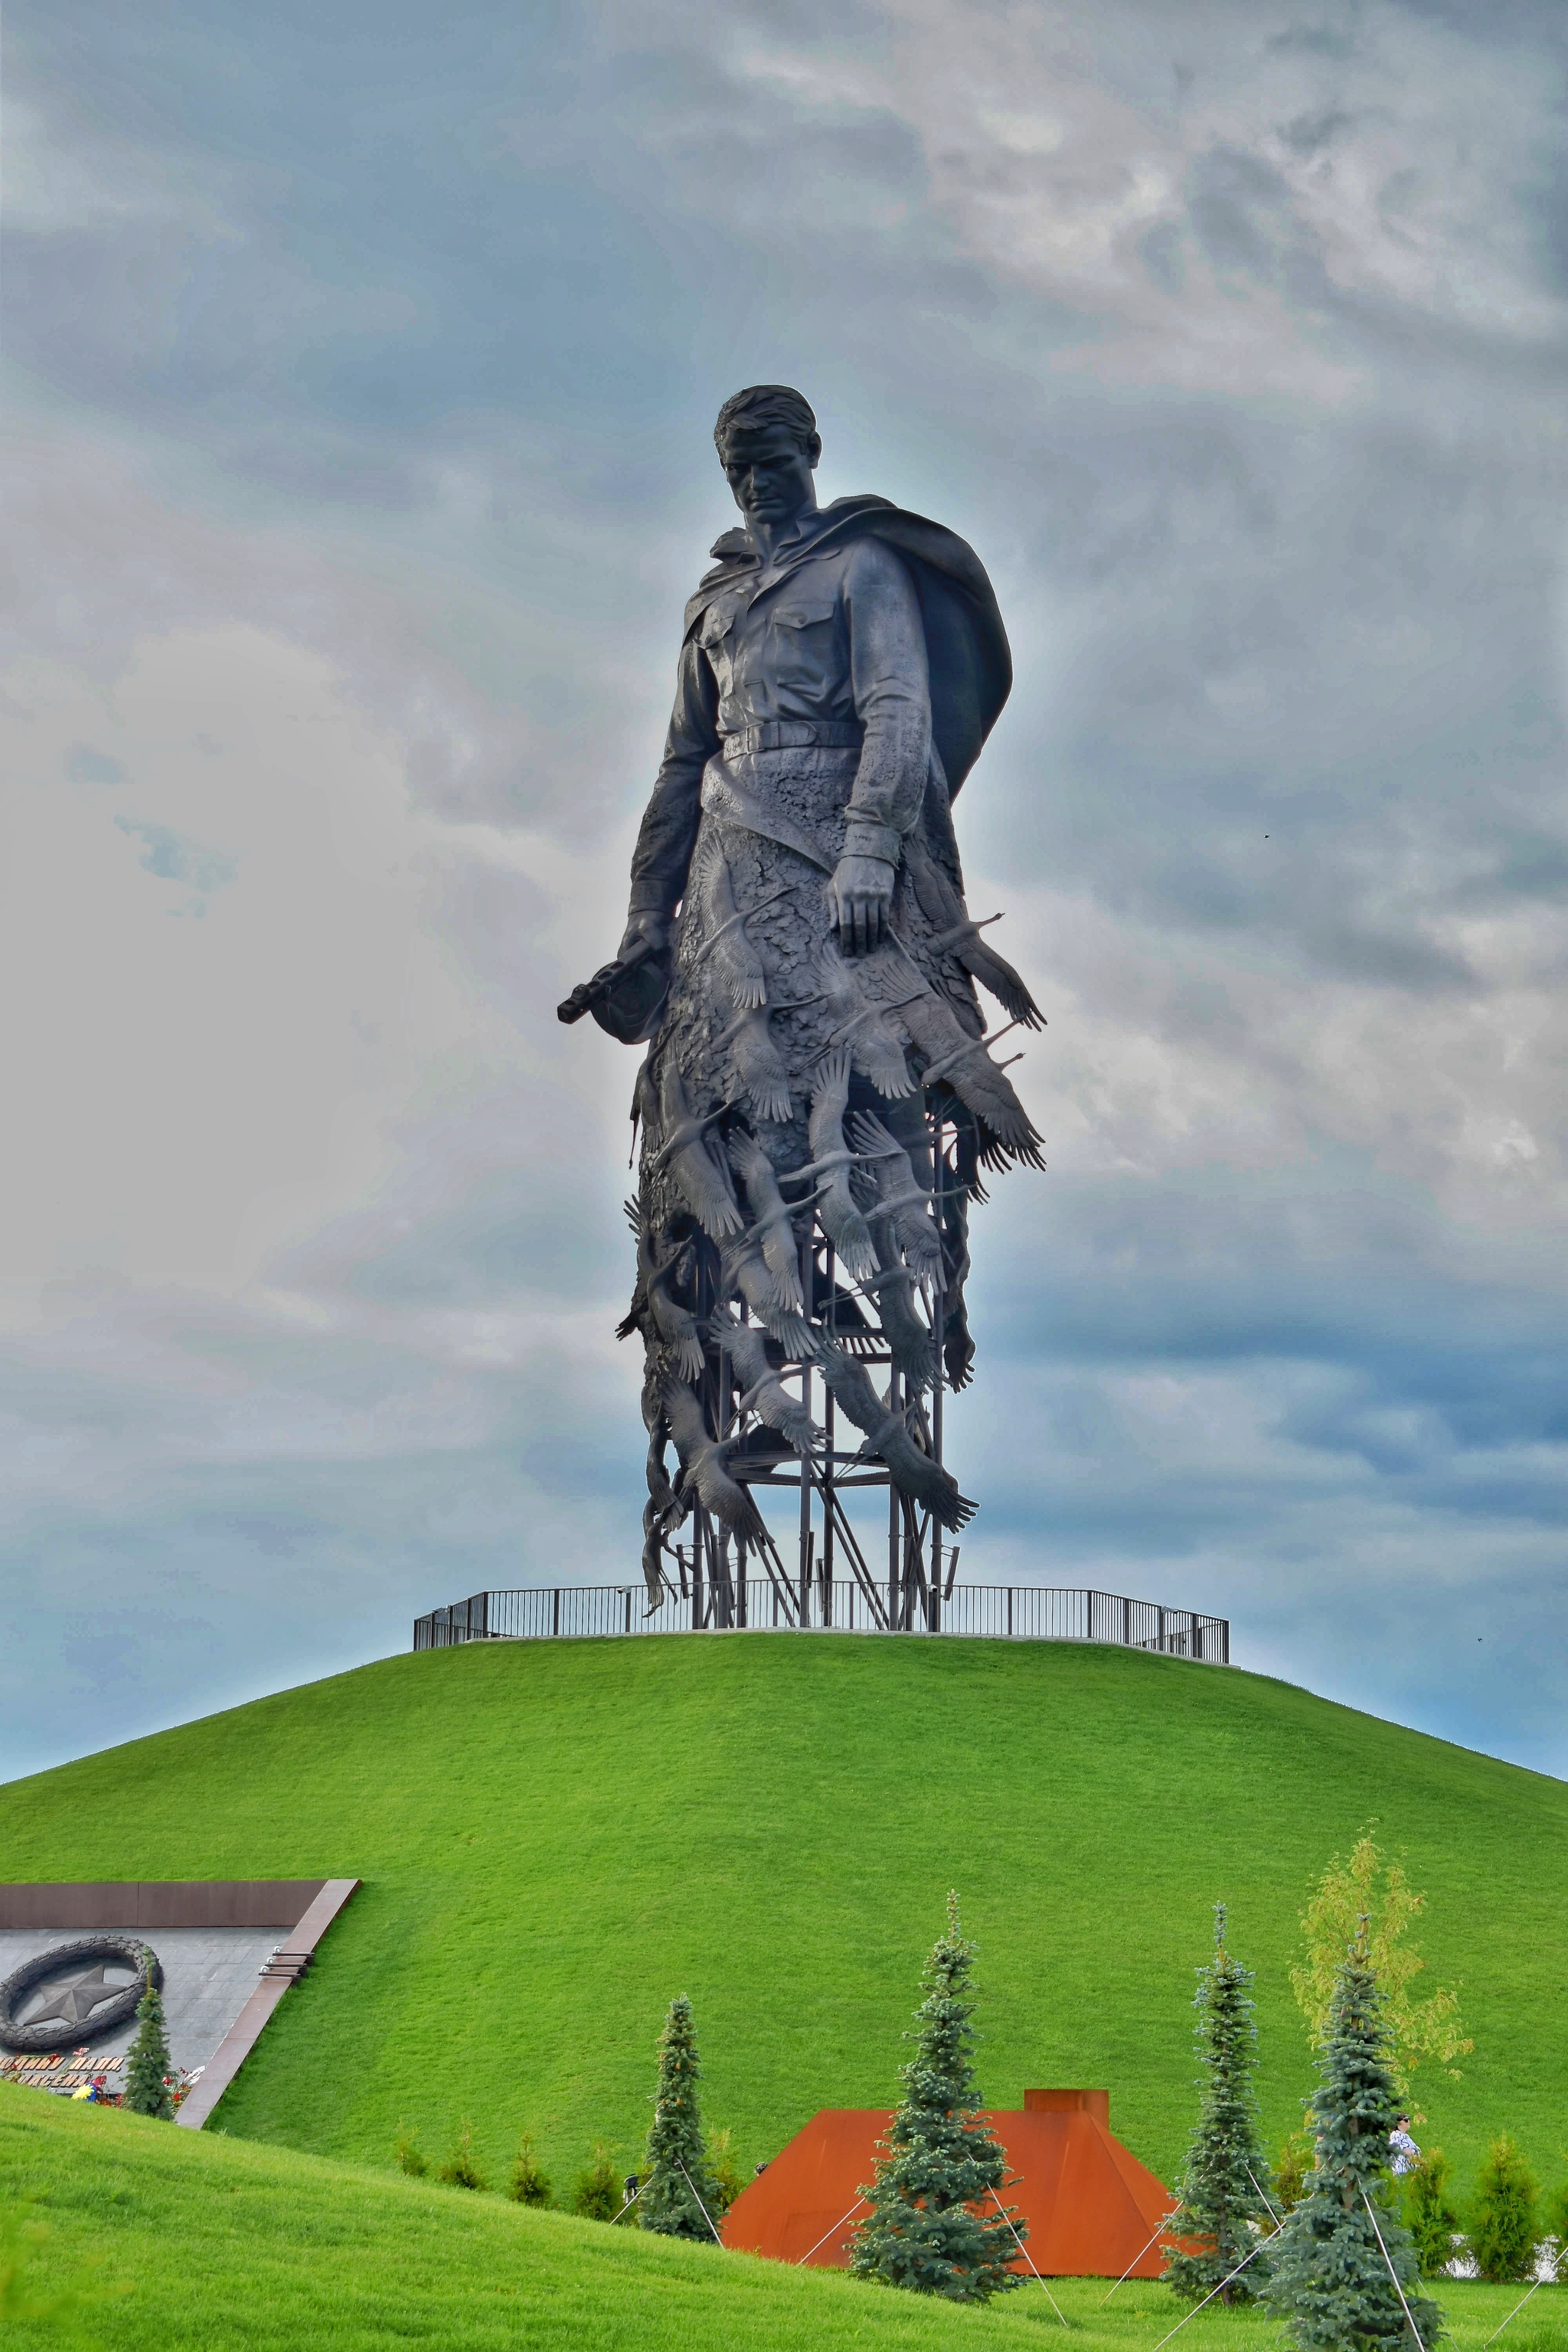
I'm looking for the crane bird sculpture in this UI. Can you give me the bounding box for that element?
[560,387,1043,1618]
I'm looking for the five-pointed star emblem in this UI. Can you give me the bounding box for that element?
[20,1963,138,2031]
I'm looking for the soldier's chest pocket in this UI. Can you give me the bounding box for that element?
[697,598,744,690]
[769,591,840,684]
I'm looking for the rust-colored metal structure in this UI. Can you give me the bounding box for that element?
[720,2087,1175,2275]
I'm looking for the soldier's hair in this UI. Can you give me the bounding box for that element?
[714,384,818,460]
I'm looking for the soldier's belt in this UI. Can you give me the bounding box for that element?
[720,719,864,757]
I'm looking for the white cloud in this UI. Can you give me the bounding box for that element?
[632,0,1568,399]
[2,624,462,1291]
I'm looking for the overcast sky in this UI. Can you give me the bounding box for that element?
[5,0,1567,1783]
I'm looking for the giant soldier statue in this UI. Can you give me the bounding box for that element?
[561,386,1043,1615]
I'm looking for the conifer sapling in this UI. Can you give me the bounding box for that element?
[436,2118,488,2191]
[1403,2150,1461,2279]
[849,1891,1022,2305]
[1263,1926,1442,2352]
[572,2145,625,2221]
[508,2132,553,2207]
[640,1997,720,2240]
[1164,1903,1277,2303]
[1469,2135,1539,2284]
[123,1965,175,2120]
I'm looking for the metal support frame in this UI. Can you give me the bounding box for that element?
[671,1102,957,1633]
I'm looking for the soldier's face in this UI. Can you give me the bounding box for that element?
[721,426,818,528]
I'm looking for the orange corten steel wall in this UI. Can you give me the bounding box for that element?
[720,2089,1176,2275]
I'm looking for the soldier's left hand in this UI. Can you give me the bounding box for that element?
[831,854,895,956]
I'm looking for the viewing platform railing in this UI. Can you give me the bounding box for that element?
[413,1583,1229,1662]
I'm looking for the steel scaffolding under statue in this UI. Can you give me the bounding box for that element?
[664,1099,972,1636]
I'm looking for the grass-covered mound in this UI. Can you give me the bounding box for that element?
[2,2089,1555,2352]
[2,1636,1564,2199]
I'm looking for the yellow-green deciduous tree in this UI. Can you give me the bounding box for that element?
[1289,1830,1471,2122]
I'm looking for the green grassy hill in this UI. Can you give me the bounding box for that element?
[1,2089,1554,2352]
[2,1637,1565,2203]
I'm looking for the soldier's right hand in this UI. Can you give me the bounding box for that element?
[617,910,671,960]
[557,914,670,1023]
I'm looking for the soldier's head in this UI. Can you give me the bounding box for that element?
[714,385,820,534]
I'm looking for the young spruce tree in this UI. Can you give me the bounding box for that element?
[1403,2151,1461,2278]
[1469,2135,1539,2283]
[436,2118,488,2191]
[1263,1929,1442,2352]
[640,1997,720,2240]
[572,2146,625,2222]
[849,1892,1021,2305]
[123,1967,175,2120]
[508,2132,553,2208]
[1164,1903,1276,2304]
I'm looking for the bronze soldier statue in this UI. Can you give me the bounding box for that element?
[562,386,1042,1607]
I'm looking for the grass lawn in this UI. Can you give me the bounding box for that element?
[2,1635,1565,2204]
[3,2089,1563,2352]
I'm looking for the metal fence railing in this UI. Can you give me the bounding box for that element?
[413,1583,1229,1662]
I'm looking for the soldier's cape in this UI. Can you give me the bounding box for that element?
[686,495,1013,800]
[590,496,1016,1044]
